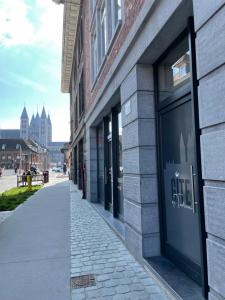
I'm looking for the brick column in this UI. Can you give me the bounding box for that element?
[121,64,160,260]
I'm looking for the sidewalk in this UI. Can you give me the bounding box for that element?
[70,183,171,300]
[0,180,70,300]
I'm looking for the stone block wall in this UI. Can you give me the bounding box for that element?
[120,64,160,260]
[194,1,225,299]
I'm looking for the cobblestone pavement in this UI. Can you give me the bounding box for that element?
[70,183,170,300]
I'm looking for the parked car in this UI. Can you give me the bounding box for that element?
[52,166,63,173]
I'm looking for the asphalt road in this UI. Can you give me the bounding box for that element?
[0,175,17,193]
[0,171,68,194]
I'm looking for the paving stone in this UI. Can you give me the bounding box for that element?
[116,285,130,294]
[101,287,116,296]
[86,289,101,298]
[97,274,111,282]
[104,279,119,288]
[70,183,169,300]
[112,295,127,300]
[71,292,85,300]
[131,283,145,291]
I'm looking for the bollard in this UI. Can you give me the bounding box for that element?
[27,175,32,191]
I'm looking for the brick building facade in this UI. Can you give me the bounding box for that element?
[57,1,225,299]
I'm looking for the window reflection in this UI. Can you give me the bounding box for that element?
[158,37,190,102]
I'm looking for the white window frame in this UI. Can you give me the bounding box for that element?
[99,0,108,61]
[112,0,122,30]
[90,0,123,84]
[91,24,98,81]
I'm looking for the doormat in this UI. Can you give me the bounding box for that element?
[71,274,96,289]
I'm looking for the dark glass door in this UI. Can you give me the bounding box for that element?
[104,118,112,211]
[115,110,124,220]
[159,96,201,283]
[74,146,77,184]
[107,138,113,211]
[157,34,202,284]
[97,124,104,204]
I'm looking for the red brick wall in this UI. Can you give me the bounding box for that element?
[83,0,145,114]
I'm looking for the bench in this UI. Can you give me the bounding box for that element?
[17,174,44,187]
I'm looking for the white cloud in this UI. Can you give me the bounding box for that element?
[41,62,61,80]
[10,72,48,93]
[0,0,34,46]
[0,119,19,130]
[32,0,64,49]
[0,0,64,49]
[51,108,70,142]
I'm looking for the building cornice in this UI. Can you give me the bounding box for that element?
[61,0,81,93]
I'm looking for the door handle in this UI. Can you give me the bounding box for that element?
[190,165,197,214]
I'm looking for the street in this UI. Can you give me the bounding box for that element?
[0,174,17,194]
[0,170,68,194]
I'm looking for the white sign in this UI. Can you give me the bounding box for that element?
[125,100,131,116]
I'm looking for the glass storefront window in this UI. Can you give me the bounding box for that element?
[97,124,104,204]
[158,36,190,102]
[118,112,123,177]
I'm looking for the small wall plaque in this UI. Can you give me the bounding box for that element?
[125,100,131,116]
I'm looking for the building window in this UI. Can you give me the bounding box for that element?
[74,96,78,130]
[79,72,84,117]
[114,0,122,27]
[92,26,98,80]
[77,16,83,60]
[158,36,190,102]
[100,0,107,60]
[89,0,96,18]
[91,0,123,82]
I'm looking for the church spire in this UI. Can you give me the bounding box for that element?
[48,114,52,124]
[41,106,47,119]
[21,106,28,119]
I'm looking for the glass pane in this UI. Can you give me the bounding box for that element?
[100,1,107,58]
[108,119,112,135]
[158,37,190,102]
[115,0,122,25]
[118,112,123,178]
[161,100,201,265]
[97,124,104,204]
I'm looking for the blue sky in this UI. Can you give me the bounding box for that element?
[0,0,69,141]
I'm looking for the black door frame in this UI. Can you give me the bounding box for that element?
[102,105,123,219]
[103,116,111,211]
[154,18,208,298]
[73,145,77,184]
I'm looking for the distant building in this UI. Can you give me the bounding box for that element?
[0,129,20,139]
[48,142,65,165]
[1,107,67,166]
[0,138,48,171]
[20,106,52,147]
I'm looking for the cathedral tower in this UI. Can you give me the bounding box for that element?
[20,106,29,140]
[48,114,52,145]
[40,107,48,147]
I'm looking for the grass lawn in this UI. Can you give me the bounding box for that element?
[0,185,42,211]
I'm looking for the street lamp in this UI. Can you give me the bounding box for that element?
[16,144,22,174]
[1,143,6,172]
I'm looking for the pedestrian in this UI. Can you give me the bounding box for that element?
[0,167,2,178]
[63,163,67,175]
[22,172,26,187]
